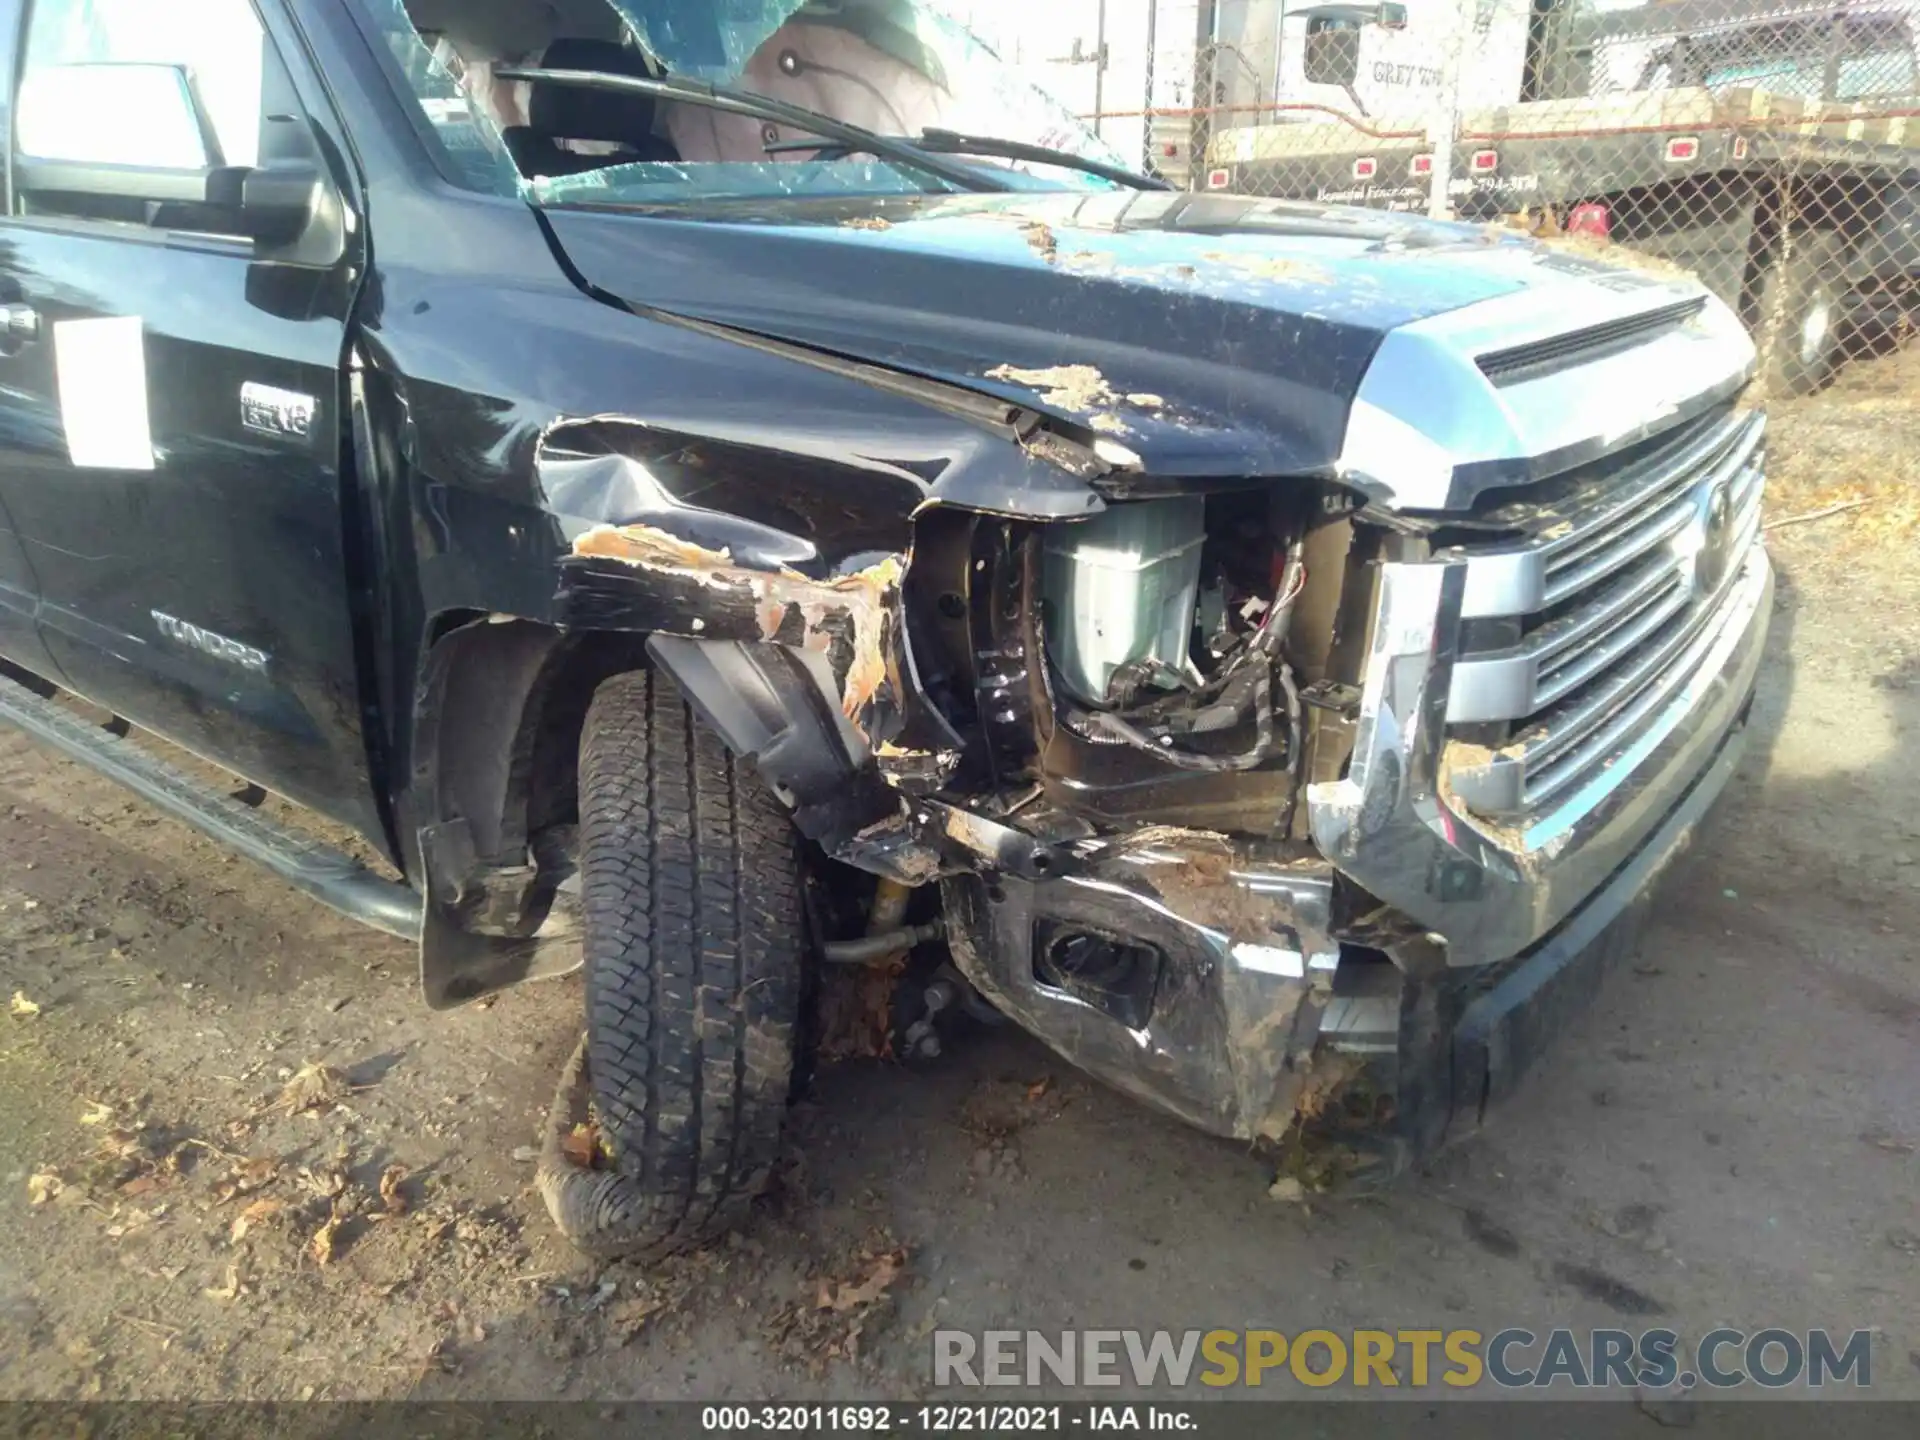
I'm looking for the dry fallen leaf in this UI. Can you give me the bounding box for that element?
[298,1166,347,1201]
[378,1165,409,1217]
[815,1247,907,1313]
[277,1063,348,1114]
[559,1123,600,1169]
[311,1206,345,1266]
[27,1172,62,1206]
[1025,1076,1053,1103]
[608,1294,668,1344]
[230,1198,284,1245]
[10,991,41,1018]
[204,1264,245,1301]
[78,1101,114,1127]
[95,1125,146,1163]
[106,1208,160,1238]
[212,1156,280,1203]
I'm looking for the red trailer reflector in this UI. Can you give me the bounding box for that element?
[1470,148,1498,173]
[1665,135,1700,162]
[1352,155,1378,180]
[1410,153,1433,176]
[1567,202,1611,239]
[1206,168,1231,190]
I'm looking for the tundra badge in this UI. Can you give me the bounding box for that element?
[240,383,316,440]
[152,611,270,674]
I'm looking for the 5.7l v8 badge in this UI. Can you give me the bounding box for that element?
[240,382,317,441]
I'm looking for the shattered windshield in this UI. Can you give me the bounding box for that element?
[362,0,1130,206]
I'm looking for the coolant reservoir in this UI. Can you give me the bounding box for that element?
[1041,495,1206,706]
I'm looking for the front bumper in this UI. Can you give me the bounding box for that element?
[941,837,1342,1143]
[1447,692,1752,1128]
[1309,547,1773,965]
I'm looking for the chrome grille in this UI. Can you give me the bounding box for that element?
[1442,406,1767,826]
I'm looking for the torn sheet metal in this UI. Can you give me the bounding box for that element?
[570,521,903,724]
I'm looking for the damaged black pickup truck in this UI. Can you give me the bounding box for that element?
[0,0,1770,1258]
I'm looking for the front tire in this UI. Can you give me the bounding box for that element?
[539,668,805,1261]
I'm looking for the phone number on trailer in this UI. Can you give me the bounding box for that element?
[702,1406,1077,1432]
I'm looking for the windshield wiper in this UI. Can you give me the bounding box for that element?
[491,69,1011,194]
[913,129,1171,191]
[770,130,1168,191]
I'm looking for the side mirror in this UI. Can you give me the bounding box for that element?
[15,61,328,246]
[1304,18,1364,88]
[19,62,221,170]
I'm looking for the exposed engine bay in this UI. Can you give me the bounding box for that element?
[907,485,1356,830]
[1043,493,1305,772]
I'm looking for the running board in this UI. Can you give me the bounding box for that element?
[0,670,421,940]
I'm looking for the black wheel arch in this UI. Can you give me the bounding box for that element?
[405,615,893,1008]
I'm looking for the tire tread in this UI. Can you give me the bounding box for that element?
[576,668,802,1257]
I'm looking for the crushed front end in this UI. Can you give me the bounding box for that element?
[889,280,1772,1160]
[561,252,1772,1166]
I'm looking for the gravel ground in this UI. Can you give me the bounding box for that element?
[0,360,1916,1404]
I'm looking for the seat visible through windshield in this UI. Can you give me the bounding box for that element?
[373,0,1130,199]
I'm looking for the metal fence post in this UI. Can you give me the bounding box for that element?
[1094,0,1108,141]
[1143,0,1158,174]
[1427,15,1462,221]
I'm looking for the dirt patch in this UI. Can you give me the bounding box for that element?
[983,363,1115,412]
[1198,250,1332,285]
[1764,346,1920,556]
[1021,221,1058,263]
[981,362,1166,436]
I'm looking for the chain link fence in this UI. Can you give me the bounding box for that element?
[1072,0,1920,394]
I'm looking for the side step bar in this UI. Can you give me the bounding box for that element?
[0,670,421,940]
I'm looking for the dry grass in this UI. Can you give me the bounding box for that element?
[1765,344,1920,552]
[1496,210,1697,282]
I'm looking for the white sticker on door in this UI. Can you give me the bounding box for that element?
[52,316,156,471]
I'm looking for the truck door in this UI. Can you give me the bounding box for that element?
[0,0,391,845]
[0,490,61,683]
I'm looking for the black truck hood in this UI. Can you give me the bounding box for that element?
[540,189,1663,478]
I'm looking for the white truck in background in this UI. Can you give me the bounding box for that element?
[1270,0,1532,123]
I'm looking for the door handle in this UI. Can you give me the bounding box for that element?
[0,304,40,343]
